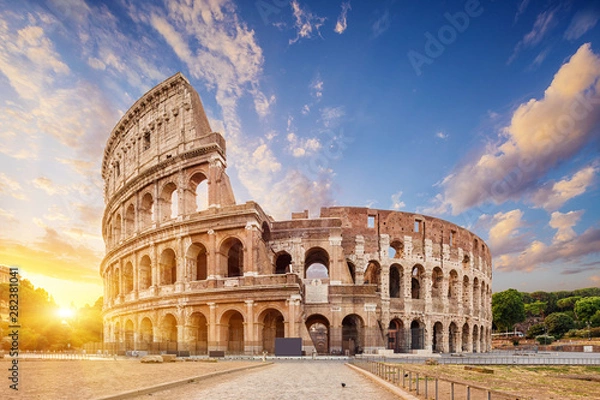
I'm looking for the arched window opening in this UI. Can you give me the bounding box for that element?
[140,193,154,229]
[125,204,135,237]
[275,252,292,274]
[160,248,177,285]
[187,243,208,281]
[139,255,152,290]
[389,264,401,298]
[433,321,444,353]
[462,276,470,311]
[261,309,285,354]
[388,319,404,353]
[160,183,177,221]
[389,240,404,258]
[462,254,470,269]
[225,239,244,277]
[114,214,122,243]
[448,270,459,299]
[347,261,356,284]
[410,320,424,350]
[140,318,153,348]
[305,248,330,279]
[364,261,381,292]
[411,265,424,299]
[189,172,208,212]
[262,221,271,242]
[449,322,458,353]
[431,267,443,298]
[462,323,470,352]
[123,262,133,294]
[161,314,178,352]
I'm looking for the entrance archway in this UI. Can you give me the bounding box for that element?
[388,318,405,353]
[342,314,364,355]
[432,321,444,353]
[188,312,208,355]
[306,314,329,354]
[260,309,285,353]
[410,320,424,350]
[222,310,244,354]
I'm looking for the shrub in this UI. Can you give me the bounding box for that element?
[535,335,555,345]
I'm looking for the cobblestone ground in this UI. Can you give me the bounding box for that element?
[131,361,402,400]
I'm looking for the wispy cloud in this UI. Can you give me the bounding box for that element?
[372,10,390,38]
[435,131,449,140]
[437,43,600,215]
[289,0,326,44]
[564,9,600,40]
[391,191,405,210]
[508,9,556,64]
[334,2,351,34]
[0,173,26,200]
[514,0,531,24]
[529,165,597,211]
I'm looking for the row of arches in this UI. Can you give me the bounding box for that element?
[105,172,209,247]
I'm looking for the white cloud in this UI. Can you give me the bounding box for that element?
[372,10,390,38]
[439,43,600,215]
[549,210,583,243]
[529,165,597,211]
[508,9,556,64]
[287,132,322,158]
[321,106,344,127]
[435,131,448,140]
[564,10,599,40]
[32,177,63,196]
[391,191,405,210]
[0,173,26,200]
[301,104,310,115]
[289,0,326,44]
[486,209,529,256]
[310,76,324,99]
[334,2,351,34]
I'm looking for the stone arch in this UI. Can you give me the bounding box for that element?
[125,319,134,350]
[123,261,133,294]
[431,267,443,299]
[221,237,244,277]
[160,182,177,221]
[140,192,154,229]
[160,313,178,352]
[364,260,381,292]
[114,213,122,243]
[432,321,444,353]
[462,275,470,311]
[111,266,120,298]
[389,239,404,258]
[189,171,208,212]
[186,242,208,281]
[480,325,485,353]
[462,323,470,352]
[106,222,113,246]
[188,312,208,354]
[259,308,285,354]
[410,319,425,350]
[306,314,329,354]
[472,324,480,352]
[305,247,330,279]
[221,310,245,354]
[274,251,292,274]
[261,221,271,242]
[139,255,152,290]
[159,248,177,285]
[389,263,402,298]
[342,314,364,355]
[388,318,405,353]
[125,203,135,237]
[462,254,470,269]
[449,322,459,353]
[473,277,480,313]
[448,269,459,300]
[139,317,154,349]
[411,264,425,299]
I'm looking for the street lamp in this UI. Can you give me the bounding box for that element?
[587,321,591,341]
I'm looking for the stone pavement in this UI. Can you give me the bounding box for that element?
[129,361,403,399]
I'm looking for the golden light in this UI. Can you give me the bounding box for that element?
[57,307,75,319]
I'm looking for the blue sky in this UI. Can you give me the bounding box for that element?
[0,0,599,308]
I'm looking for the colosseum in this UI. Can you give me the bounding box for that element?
[101,73,492,356]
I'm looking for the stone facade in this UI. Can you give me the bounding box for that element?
[101,73,492,355]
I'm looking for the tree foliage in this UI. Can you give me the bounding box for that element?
[574,297,600,322]
[492,289,526,332]
[544,312,574,338]
[524,300,547,317]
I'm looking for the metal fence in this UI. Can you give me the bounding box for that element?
[355,354,600,366]
[352,359,521,400]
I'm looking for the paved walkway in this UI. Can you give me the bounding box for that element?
[130,361,403,399]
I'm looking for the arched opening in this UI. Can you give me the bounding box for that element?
[462,323,470,352]
[389,240,404,258]
[190,172,208,211]
[389,264,402,298]
[160,182,177,221]
[480,325,485,353]
[473,278,480,314]
[125,319,134,350]
[139,318,153,350]
[473,325,479,353]
[449,322,458,353]
[305,247,329,279]
[222,310,244,354]
[139,255,152,290]
[347,261,356,283]
[160,248,177,285]
[123,262,133,294]
[275,252,292,274]
[125,204,135,237]
[411,265,425,299]
[140,192,154,229]
[342,314,364,355]
[188,312,208,355]
[114,214,122,243]
[448,270,459,300]
[364,261,381,292]
[222,238,244,277]
[187,243,208,281]
[432,321,444,353]
[410,320,424,350]
[161,314,178,352]
[462,254,470,269]
[112,267,120,298]
[306,314,329,354]
[114,322,120,346]
[261,309,285,354]
[431,267,443,299]
[388,318,405,353]
[261,221,271,242]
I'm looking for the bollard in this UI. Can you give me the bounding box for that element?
[467,386,470,400]
[435,378,438,400]
[409,372,412,391]
[416,373,420,395]
[402,368,406,387]
[425,375,428,399]
[487,391,491,400]
[451,382,454,400]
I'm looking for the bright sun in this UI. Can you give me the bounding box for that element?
[57,308,75,319]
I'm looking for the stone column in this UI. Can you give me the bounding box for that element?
[207,229,217,278]
[207,302,217,351]
[245,300,255,354]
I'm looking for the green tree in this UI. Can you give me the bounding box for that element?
[556,296,581,311]
[526,323,546,339]
[492,289,526,332]
[544,312,574,338]
[524,300,547,317]
[574,297,600,322]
